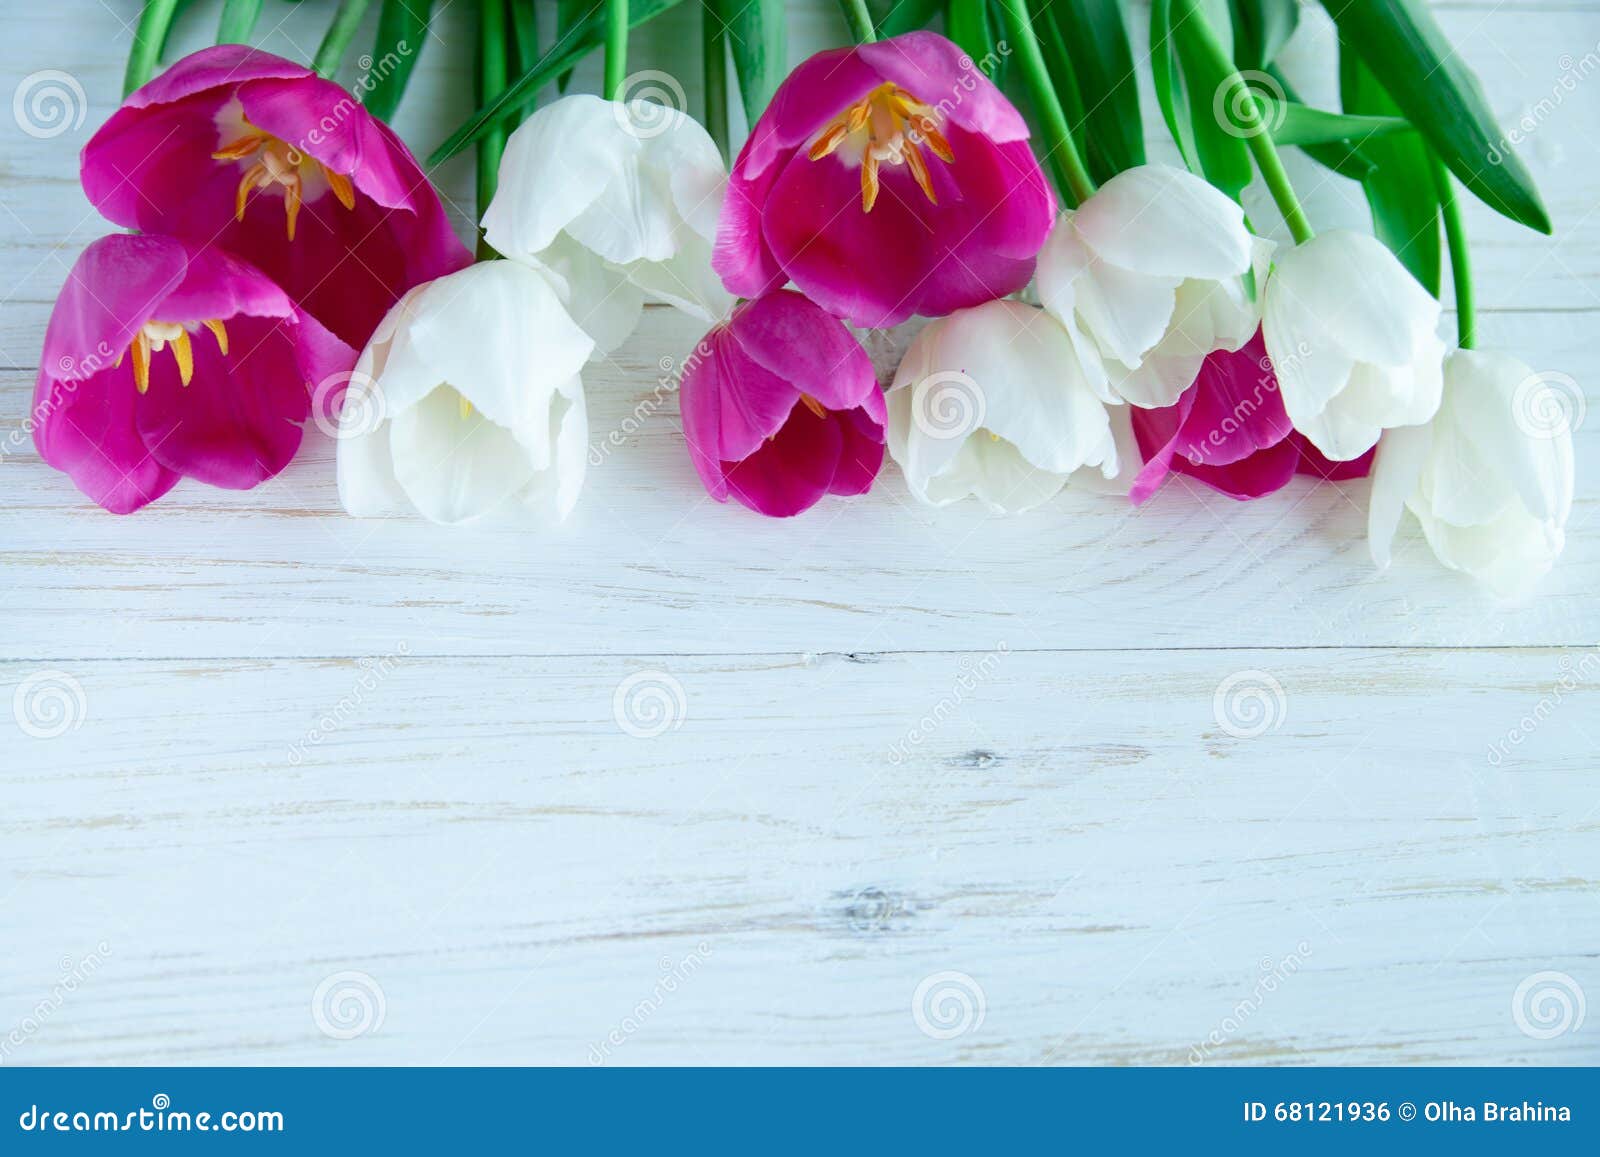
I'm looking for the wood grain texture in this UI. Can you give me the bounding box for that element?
[0,0,1595,1066]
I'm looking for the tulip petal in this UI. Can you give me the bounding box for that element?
[1367,423,1432,570]
[1072,164,1252,280]
[387,386,540,524]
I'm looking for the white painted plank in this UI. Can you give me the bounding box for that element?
[0,648,1595,1064]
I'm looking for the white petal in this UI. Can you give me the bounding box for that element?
[1033,219,1114,401]
[1367,423,1431,570]
[622,232,735,323]
[526,235,646,357]
[393,262,594,430]
[1413,501,1563,598]
[483,95,637,261]
[887,301,1114,512]
[388,386,540,524]
[1072,164,1253,280]
[516,377,589,521]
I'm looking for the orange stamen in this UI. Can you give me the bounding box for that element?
[808,83,952,213]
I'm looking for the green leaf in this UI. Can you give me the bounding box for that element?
[1341,39,1441,294]
[945,0,996,71]
[429,0,686,165]
[216,0,263,43]
[1229,0,1298,71]
[1150,0,1198,171]
[1164,0,1260,201]
[718,0,785,125]
[1041,0,1144,182]
[1262,97,1410,147]
[874,0,942,35]
[1319,0,1548,234]
[1262,65,1375,181]
[363,0,433,123]
[556,0,596,93]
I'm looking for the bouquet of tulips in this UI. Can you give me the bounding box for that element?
[33,0,1573,597]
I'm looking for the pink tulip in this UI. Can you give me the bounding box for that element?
[80,45,470,351]
[681,290,885,517]
[34,233,353,513]
[714,31,1054,328]
[1129,333,1373,505]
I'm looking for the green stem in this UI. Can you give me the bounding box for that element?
[217,0,263,44]
[605,0,628,101]
[313,0,374,79]
[703,10,729,161]
[995,0,1095,208]
[1431,157,1474,349]
[837,0,877,42]
[124,0,182,95]
[1175,0,1312,243]
[477,0,510,260]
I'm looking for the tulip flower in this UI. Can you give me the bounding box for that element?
[34,233,353,513]
[1369,349,1573,596]
[337,261,595,525]
[714,30,1054,329]
[1128,332,1372,503]
[80,45,471,352]
[1037,164,1263,408]
[1262,230,1446,462]
[680,290,885,517]
[482,94,733,354]
[886,300,1118,512]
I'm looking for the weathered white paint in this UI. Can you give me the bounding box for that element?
[0,0,1594,1065]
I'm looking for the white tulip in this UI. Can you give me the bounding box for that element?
[1263,229,1445,461]
[1036,163,1262,409]
[482,94,733,355]
[1369,349,1574,597]
[887,300,1118,513]
[337,261,594,525]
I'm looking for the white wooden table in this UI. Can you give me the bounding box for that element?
[0,0,1595,1065]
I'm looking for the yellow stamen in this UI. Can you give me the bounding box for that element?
[131,333,150,395]
[171,329,193,387]
[458,394,474,421]
[860,153,881,213]
[121,319,229,395]
[800,393,827,420]
[808,82,953,213]
[215,122,356,240]
[203,319,229,356]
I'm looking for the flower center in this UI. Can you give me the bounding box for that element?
[808,83,954,213]
[117,319,229,395]
[213,123,356,242]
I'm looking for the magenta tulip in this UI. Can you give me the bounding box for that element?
[1129,333,1373,505]
[713,31,1054,328]
[80,45,471,351]
[34,234,353,513]
[681,290,886,517]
